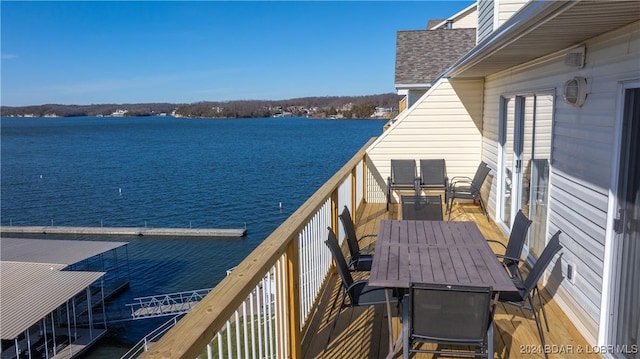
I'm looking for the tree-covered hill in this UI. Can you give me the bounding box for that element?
[1,93,402,119]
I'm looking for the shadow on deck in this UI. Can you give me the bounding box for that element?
[301,202,600,359]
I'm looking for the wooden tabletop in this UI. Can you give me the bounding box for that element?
[369,220,517,292]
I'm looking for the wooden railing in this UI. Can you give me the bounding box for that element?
[141,138,383,359]
[399,96,408,113]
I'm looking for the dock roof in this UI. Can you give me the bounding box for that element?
[0,262,105,339]
[0,238,127,340]
[0,237,127,266]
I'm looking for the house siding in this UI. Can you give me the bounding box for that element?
[477,0,494,43]
[367,78,484,201]
[452,6,478,29]
[481,21,640,343]
[496,0,528,27]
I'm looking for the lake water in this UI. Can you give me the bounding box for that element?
[0,116,386,357]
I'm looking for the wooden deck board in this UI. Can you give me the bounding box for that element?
[302,202,600,358]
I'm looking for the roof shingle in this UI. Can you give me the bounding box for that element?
[395,28,476,86]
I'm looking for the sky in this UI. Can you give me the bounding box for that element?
[1,1,473,106]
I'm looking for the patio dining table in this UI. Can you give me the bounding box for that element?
[368,220,517,358]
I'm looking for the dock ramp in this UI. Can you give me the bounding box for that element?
[126,288,211,320]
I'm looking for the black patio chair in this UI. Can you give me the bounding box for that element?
[446,161,491,220]
[338,206,375,271]
[499,230,563,359]
[402,283,495,358]
[324,228,397,347]
[487,209,532,278]
[401,195,443,221]
[418,159,448,196]
[387,159,419,211]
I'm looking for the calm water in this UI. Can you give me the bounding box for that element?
[0,116,386,357]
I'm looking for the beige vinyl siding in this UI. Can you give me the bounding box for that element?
[477,0,494,43]
[481,21,640,344]
[452,6,478,29]
[496,0,528,27]
[367,78,483,202]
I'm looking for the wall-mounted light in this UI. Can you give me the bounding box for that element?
[563,76,589,107]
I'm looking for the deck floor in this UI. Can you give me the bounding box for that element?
[301,201,600,358]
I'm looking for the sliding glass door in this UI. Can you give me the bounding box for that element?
[500,93,553,258]
[611,86,640,358]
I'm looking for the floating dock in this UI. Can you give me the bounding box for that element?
[1,226,247,237]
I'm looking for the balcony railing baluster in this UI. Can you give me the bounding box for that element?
[141,138,379,359]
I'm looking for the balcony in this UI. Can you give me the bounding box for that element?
[141,139,598,359]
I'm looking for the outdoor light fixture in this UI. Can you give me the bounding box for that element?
[563,76,589,107]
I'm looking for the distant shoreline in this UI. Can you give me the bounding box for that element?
[0,93,401,119]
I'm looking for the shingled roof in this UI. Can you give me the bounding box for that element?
[395,28,476,87]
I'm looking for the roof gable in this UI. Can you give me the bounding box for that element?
[395,28,476,87]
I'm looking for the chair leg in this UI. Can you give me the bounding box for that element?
[528,295,548,359]
[386,178,392,211]
[326,287,341,324]
[477,195,490,221]
[486,321,494,359]
[326,306,342,349]
[534,286,551,331]
[326,293,347,348]
[402,294,410,359]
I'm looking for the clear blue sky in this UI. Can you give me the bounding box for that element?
[1,1,473,106]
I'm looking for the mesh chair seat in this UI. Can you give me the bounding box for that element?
[338,206,376,271]
[403,283,495,358]
[401,195,444,221]
[387,159,419,211]
[418,159,448,192]
[324,228,398,348]
[447,162,491,220]
[498,231,563,359]
[488,210,532,278]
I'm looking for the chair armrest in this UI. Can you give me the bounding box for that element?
[449,175,472,183]
[358,233,377,241]
[449,179,473,189]
[486,239,507,251]
[495,254,521,263]
[496,254,524,278]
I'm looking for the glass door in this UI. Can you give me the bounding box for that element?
[612,87,640,358]
[500,97,517,228]
[500,93,553,258]
[528,94,553,258]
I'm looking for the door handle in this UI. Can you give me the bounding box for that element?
[614,208,625,234]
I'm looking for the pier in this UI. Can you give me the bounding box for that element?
[1,225,247,237]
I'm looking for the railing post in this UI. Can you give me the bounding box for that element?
[330,190,339,235]
[351,165,357,216]
[286,237,302,358]
[363,153,369,203]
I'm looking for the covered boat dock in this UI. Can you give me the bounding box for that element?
[0,238,129,359]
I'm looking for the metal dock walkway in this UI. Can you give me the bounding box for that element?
[1,226,247,237]
[126,289,212,319]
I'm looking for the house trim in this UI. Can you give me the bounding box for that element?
[599,79,640,349]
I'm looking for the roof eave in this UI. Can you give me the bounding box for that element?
[444,0,573,79]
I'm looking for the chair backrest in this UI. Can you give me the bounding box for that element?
[471,162,491,193]
[522,230,562,295]
[410,283,493,344]
[419,159,447,188]
[505,210,533,263]
[402,195,443,221]
[391,159,417,185]
[338,206,361,259]
[325,228,354,292]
